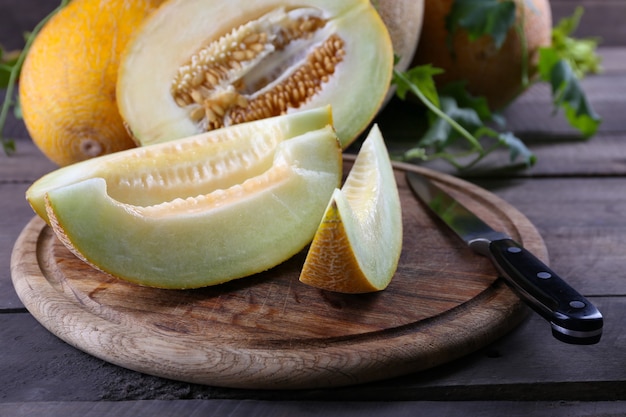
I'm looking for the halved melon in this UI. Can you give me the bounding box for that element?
[43,125,341,289]
[299,124,402,293]
[116,0,393,148]
[26,106,332,224]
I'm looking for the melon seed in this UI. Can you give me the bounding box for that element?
[170,7,345,131]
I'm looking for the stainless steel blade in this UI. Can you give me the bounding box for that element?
[406,172,507,255]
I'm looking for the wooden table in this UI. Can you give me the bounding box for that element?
[2,0,626,415]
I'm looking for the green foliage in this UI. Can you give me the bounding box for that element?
[446,0,516,49]
[393,69,535,171]
[392,2,601,171]
[538,6,602,138]
[394,64,443,107]
[0,47,21,89]
[0,45,22,155]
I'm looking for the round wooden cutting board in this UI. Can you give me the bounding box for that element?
[11,160,547,389]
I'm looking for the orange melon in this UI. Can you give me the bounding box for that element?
[412,0,552,110]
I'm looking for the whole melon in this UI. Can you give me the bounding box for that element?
[19,0,166,166]
[412,0,552,110]
[376,0,425,73]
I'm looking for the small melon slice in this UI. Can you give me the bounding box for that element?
[299,124,402,293]
[43,126,341,289]
[116,0,393,148]
[26,106,332,224]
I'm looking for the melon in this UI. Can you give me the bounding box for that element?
[25,107,341,289]
[116,0,394,148]
[299,125,402,293]
[19,0,167,166]
[26,106,333,224]
[412,0,552,110]
[45,129,340,288]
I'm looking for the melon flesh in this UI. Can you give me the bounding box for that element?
[299,125,402,293]
[44,127,341,289]
[27,106,332,224]
[117,0,393,148]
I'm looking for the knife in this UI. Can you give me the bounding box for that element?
[406,171,603,345]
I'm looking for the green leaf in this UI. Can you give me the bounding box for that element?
[539,49,601,138]
[421,96,484,150]
[393,66,534,171]
[0,46,20,88]
[446,0,516,49]
[440,81,492,120]
[550,6,602,79]
[497,131,536,166]
[2,138,16,154]
[553,59,601,137]
[538,46,560,80]
[536,7,602,138]
[393,68,484,152]
[393,64,443,106]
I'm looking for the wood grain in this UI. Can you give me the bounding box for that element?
[5,399,626,417]
[10,162,546,389]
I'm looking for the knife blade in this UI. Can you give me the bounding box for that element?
[406,171,603,345]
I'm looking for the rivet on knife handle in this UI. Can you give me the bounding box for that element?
[405,171,603,345]
[487,238,603,345]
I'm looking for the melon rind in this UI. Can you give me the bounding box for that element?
[45,127,342,289]
[117,0,393,148]
[299,124,402,293]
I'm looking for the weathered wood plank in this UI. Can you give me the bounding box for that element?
[3,399,626,417]
[551,0,626,47]
[1,297,624,403]
[0,139,57,180]
[376,296,625,401]
[521,133,626,177]
[478,177,626,295]
[389,125,626,178]
[502,72,626,137]
[0,182,40,309]
[0,0,57,50]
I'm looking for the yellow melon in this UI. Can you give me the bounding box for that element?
[19,0,166,166]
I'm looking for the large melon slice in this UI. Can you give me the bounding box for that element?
[116,0,394,148]
[44,129,341,289]
[26,107,341,289]
[26,106,332,224]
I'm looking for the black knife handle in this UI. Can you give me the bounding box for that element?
[488,239,603,345]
